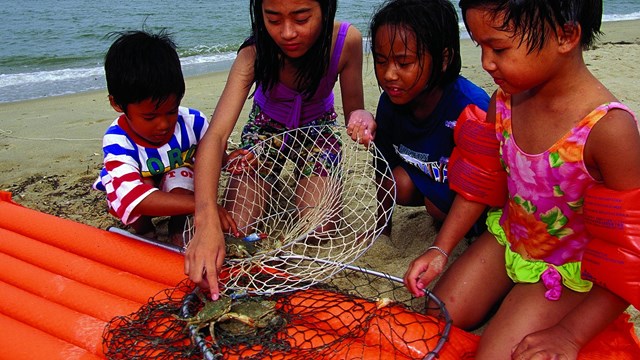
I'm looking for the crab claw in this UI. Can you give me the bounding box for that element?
[375,297,394,309]
[218,313,255,326]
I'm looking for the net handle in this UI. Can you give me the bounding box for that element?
[108,227,185,253]
[180,292,219,360]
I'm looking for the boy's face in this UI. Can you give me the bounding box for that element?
[373,24,432,106]
[110,95,180,146]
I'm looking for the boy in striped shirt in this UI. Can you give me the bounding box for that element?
[93,30,237,246]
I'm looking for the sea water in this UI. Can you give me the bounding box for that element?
[1,0,639,103]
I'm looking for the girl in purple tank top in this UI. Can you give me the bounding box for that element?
[186,0,364,300]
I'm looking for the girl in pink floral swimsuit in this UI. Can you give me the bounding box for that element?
[494,91,636,296]
[404,0,640,359]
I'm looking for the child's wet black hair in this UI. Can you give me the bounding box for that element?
[458,0,602,52]
[104,29,185,112]
[370,0,462,92]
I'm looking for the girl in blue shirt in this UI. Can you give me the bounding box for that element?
[347,0,489,236]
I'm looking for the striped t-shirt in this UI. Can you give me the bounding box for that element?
[93,106,209,224]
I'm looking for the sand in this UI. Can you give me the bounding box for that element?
[1,20,638,333]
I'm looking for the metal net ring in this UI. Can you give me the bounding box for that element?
[180,264,452,360]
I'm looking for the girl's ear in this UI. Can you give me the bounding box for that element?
[558,22,582,53]
[108,95,124,113]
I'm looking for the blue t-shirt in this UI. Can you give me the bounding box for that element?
[375,75,489,219]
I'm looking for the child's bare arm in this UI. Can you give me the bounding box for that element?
[131,190,195,217]
[404,195,486,296]
[186,45,255,299]
[338,24,364,121]
[587,108,640,189]
[404,94,506,296]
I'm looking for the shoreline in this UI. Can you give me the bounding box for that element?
[2,18,639,106]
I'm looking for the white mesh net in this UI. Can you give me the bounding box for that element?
[185,124,395,296]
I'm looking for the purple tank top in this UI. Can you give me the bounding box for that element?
[253,22,351,129]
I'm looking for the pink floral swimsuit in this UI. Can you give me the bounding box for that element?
[487,88,636,300]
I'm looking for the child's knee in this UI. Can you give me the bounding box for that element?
[160,167,195,193]
[168,187,193,195]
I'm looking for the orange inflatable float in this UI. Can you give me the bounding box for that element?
[0,191,185,359]
[1,191,639,359]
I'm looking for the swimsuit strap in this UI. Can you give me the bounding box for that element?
[327,22,351,81]
[606,102,637,122]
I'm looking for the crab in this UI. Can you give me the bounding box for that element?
[174,291,234,337]
[217,297,285,336]
[224,232,278,259]
[175,290,285,340]
[224,235,257,259]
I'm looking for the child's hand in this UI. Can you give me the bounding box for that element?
[217,205,239,236]
[224,149,257,175]
[403,249,448,297]
[184,221,227,300]
[511,324,580,360]
[347,110,376,146]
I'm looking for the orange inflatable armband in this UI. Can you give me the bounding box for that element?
[581,185,640,308]
[448,105,507,207]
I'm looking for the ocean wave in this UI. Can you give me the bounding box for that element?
[603,11,640,22]
[0,67,104,88]
[181,52,237,66]
[178,43,242,58]
[0,52,239,90]
[0,52,241,103]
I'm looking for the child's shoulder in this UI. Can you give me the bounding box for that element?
[335,20,362,41]
[453,76,487,94]
[178,106,207,121]
[177,106,210,135]
[447,76,490,110]
[103,114,127,136]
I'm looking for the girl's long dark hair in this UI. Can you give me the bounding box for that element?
[245,0,337,98]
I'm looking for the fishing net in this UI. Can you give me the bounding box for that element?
[183,124,397,296]
[102,125,459,359]
[103,264,453,360]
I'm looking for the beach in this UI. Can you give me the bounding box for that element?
[1,19,639,334]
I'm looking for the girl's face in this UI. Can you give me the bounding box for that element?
[465,8,558,94]
[373,24,432,105]
[262,0,323,59]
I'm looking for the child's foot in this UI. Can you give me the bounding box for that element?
[137,229,157,239]
[168,215,188,248]
[169,232,185,248]
[129,216,156,239]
